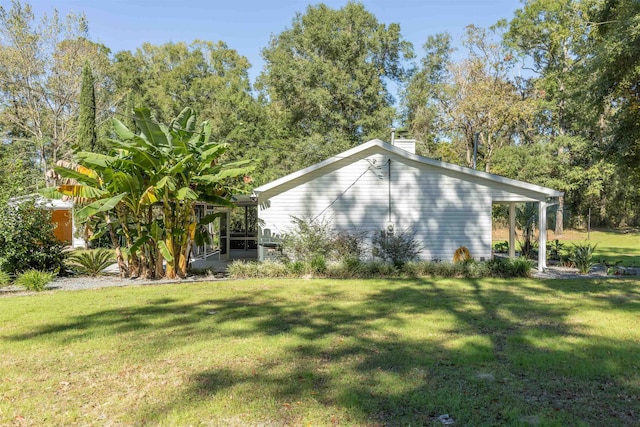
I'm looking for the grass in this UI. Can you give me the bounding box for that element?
[1,278,639,425]
[494,228,640,267]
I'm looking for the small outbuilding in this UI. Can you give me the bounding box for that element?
[253,139,562,271]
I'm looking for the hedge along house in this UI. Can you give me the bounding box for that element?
[252,139,563,272]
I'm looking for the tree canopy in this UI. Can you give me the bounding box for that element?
[0,0,639,228]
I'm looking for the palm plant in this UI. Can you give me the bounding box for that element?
[67,249,115,276]
[570,242,598,274]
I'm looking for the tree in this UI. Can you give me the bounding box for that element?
[587,0,640,173]
[0,0,112,187]
[47,107,254,279]
[258,2,413,145]
[403,33,453,154]
[76,61,99,152]
[504,0,591,233]
[111,40,261,142]
[405,26,533,171]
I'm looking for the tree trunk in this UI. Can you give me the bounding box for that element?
[106,213,128,278]
[555,195,564,236]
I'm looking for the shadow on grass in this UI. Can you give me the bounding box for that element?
[5,279,639,425]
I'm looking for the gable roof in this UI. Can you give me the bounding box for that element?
[253,139,563,200]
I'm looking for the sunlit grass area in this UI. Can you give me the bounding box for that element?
[494,228,640,267]
[1,278,639,425]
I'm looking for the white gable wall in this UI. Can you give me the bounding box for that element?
[258,149,544,262]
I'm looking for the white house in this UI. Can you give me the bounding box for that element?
[253,139,563,271]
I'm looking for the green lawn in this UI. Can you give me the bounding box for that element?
[580,229,640,267]
[1,278,639,426]
[494,228,640,267]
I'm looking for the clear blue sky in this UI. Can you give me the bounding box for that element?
[28,0,523,82]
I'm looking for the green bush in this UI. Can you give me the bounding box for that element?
[310,254,327,274]
[228,260,289,278]
[363,260,398,277]
[0,270,11,287]
[371,229,421,267]
[331,230,367,260]
[14,270,54,291]
[229,257,536,280]
[280,217,368,264]
[286,260,306,275]
[571,243,598,274]
[0,200,66,275]
[281,216,334,262]
[67,249,115,276]
[493,241,509,254]
[487,257,534,278]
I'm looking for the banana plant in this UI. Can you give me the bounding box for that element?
[114,107,253,278]
[43,106,254,279]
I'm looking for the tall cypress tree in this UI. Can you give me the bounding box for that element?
[77,61,98,152]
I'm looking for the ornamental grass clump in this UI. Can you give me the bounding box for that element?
[14,270,54,292]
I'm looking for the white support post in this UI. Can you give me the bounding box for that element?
[225,210,231,261]
[538,201,547,272]
[509,202,516,259]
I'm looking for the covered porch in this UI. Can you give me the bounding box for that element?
[493,198,559,272]
[190,195,259,269]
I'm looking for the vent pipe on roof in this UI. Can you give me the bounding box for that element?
[390,127,396,145]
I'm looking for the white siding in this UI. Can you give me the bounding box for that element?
[258,149,547,262]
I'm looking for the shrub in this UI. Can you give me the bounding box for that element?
[571,243,598,274]
[487,257,534,278]
[510,257,535,277]
[547,239,566,261]
[281,216,333,262]
[228,260,289,278]
[331,230,368,260]
[453,246,472,263]
[310,254,327,274]
[67,249,115,276]
[0,200,66,275]
[0,270,11,287]
[327,256,363,278]
[363,260,397,277]
[371,229,421,267]
[493,241,509,254]
[14,270,54,291]
[286,261,306,275]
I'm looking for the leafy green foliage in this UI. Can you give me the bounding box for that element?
[310,254,327,275]
[587,0,640,174]
[259,2,412,144]
[570,242,598,274]
[0,270,11,287]
[0,200,66,275]
[493,241,509,254]
[486,257,534,278]
[76,61,106,153]
[111,41,261,142]
[0,1,112,186]
[67,249,115,276]
[280,216,334,262]
[371,229,421,267]
[228,257,535,279]
[14,269,54,291]
[49,107,254,279]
